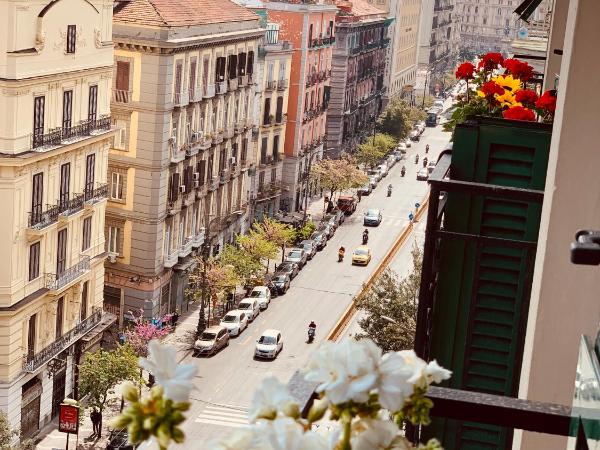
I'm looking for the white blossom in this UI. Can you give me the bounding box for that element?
[304,339,381,404]
[206,429,258,450]
[424,360,452,385]
[249,376,297,422]
[350,419,411,450]
[138,340,197,402]
[377,351,415,412]
[258,417,330,450]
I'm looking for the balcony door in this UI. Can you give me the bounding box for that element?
[62,90,73,137]
[84,154,95,199]
[88,85,98,124]
[27,314,36,361]
[56,229,67,276]
[33,96,45,148]
[59,163,70,210]
[31,173,43,223]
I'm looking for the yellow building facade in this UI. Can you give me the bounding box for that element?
[0,0,114,440]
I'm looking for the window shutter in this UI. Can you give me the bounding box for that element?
[247,51,254,75]
[116,61,130,91]
[198,160,206,185]
[238,53,246,76]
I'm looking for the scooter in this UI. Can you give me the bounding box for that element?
[307,327,316,343]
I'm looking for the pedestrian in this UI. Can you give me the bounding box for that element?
[171,309,180,327]
[90,408,101,438]
[357,191,362,203]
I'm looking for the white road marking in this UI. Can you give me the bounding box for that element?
[194,405,250,428]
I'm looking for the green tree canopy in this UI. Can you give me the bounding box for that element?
[377,98,425,140]
[355,244,422,352]
[252,218,296,263]
[311,157,369,199]
[237,230,278,266]
[219,243,264,282]
[355,141,387,169]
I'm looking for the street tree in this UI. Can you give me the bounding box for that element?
[295,220,316,243]
[124,312,172,358]
[78,345,141,438]
[252,218,296,263]
[377,98,425,140]
[355,244,423,352]
[355,141,386,169]
[311,157,369,201]
[219,243,263,282]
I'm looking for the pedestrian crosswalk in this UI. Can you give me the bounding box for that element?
[194,405,250,429]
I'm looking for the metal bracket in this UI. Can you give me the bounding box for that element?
[571,230,600,265]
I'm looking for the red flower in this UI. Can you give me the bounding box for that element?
[455,62,475,80]
[480,81,504,97]
[536,90,557,113]
[478,52,504,71]
[502,105,536,121]
[515,89,539,107]
[503,58,535,82]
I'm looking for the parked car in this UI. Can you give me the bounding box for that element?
[404,139,412,148]
[378,164,389,177]
[194,325,229,356]
[363,208,383,226]
[417,168,429,181]
[219,310,248,337]
[358,184,372,196]
[238,298,260,322]
[427,160,437,174]
[333,208,346,225]
[369,176,378,189]
[285,248,308,269]
[299,239,317,259]
[397,142,408,153]
[254,329,284,360]
[387,155,396,167]
[321,222,335,239]
[416,121,426,133]
[249,286,271,310]
[322,214,338,232]
[276,261,300,279]
[393,150,404,161]
[107,429,137,450]
[367,169,382,182]
[409,130,420,141]
[271,273,291,295]
[352,245,372,266]
[337,195,358,215]
[311,231,328,250]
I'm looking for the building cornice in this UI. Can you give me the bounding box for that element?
[113,28,265,54]
[0,65,113,83]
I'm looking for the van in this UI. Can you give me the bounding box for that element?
[238,298,260,322]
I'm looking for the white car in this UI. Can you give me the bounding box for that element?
[378,164,389,177]
[254,329,284,359]
[220,310,248,337]
[238,298,260,322]
[404,139,412,148]
[249,286,271,310]
[397,142,407,153]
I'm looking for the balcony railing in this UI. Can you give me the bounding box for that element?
[235,121,246,134]
[189,88,202,103]
[180,236,194,258]
[84,183,109,203]
[275,113,287,125]
[257,181,283,201]
[219,169,230,184]
[112,89,131,103]
[58,193,85,216]
[238,75,248,87]
[228,77,239,91]
[23,307,102,373]
[216,81,228,95]
[45,255,91,292]
[28,205,60,230]
[32,116,111,150]
[192,228,206,248]
[266,80,277,91]
[223,125,235,139]
[276,79,288,91]
[203,84,216,98]
[164,249,179,268]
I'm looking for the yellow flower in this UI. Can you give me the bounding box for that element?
[491,74,521,94]
[495,91,521,108]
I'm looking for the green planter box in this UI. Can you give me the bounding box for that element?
[426,117,552,450]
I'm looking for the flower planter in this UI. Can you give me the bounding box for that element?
[424,116,552,450]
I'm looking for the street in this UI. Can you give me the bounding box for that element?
[173,120,452,448]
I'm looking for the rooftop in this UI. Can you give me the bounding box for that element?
[335,0,385,19]
[113,0,259,27]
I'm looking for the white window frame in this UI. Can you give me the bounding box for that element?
[107,226,121,255]
[113,120,127,150]
[111,172,124,200]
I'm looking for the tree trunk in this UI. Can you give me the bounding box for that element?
[98,411,103,438]
[281,244,285,263]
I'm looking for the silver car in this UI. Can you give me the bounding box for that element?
[285,248,308,269]
[194,325,229,356]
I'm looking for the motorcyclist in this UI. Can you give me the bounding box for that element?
[423,157,428,168]
[401,165,406,176]
[426,144,430,153]
[338,246,346,262]
[387,184,392,196]
[362,229,369,244]
[415,154,419,164]
[309,321,316,330]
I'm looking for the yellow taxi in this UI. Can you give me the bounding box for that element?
[352,245,372,266]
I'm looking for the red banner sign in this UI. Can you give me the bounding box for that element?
[58,404,79,434]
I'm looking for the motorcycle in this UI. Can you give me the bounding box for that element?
[387,185,392,197]
[338,248,345,262]
[426,144,430,154]
[362,233,369,245]
[415,154,419,164]
[307,327,316,343]
[423,158,428,168]
[401,166,406,177]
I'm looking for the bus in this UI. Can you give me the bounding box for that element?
[426,108,440,127]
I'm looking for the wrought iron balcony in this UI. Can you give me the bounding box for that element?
[208,175,219,191]
[45,255,91,292]
[173,91,189,107]
[276,79,288,91]
[84,183,109,204]
[58,193,85,217]
[266,80,277,91]
[219,169,230,184]
[203,84,216,98]
[234,121,246,134]
[180,236,194,258]
[28,205,60,230]
[257,181,283,201]
[238,75,248,87]
[32,116,111,150]
[216,81,228,95]
[228,77,239,91]
[23,307,102,373]
[223,125,235,139]
[189,87,202,103]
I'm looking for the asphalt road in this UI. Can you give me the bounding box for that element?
[171,119,452,448]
